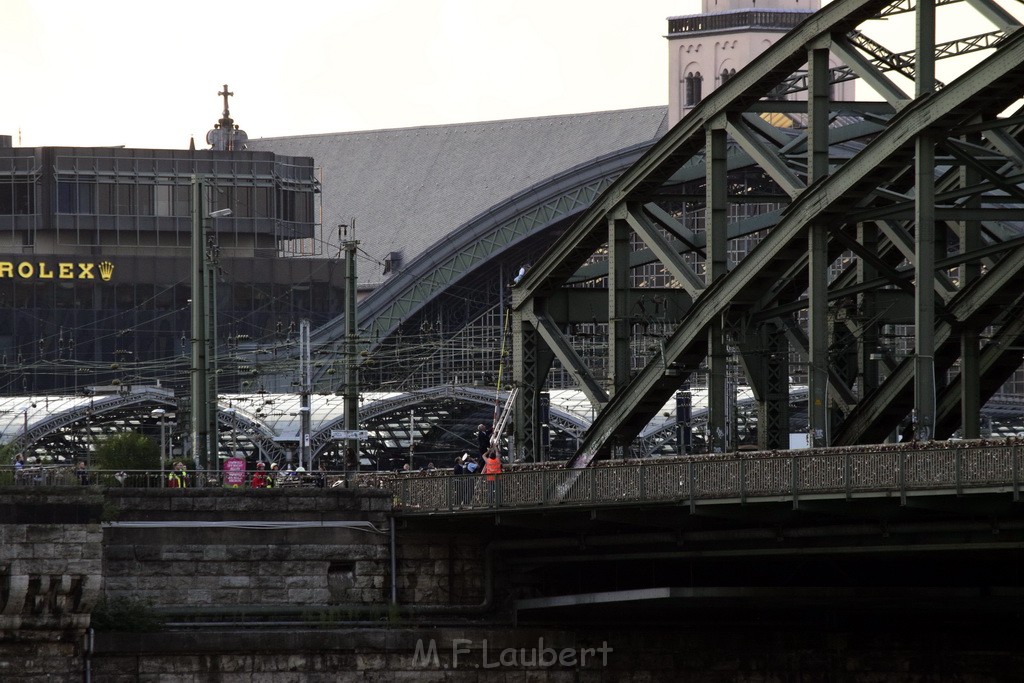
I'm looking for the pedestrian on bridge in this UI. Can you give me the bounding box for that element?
[483,449,502,506]
[75,460,90,486]
[251,462,269,488]
[476,424,492,457]
[167,462,187,488]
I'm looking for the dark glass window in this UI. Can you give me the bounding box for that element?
[13,183,33,214]
[173,185,189,216]
[117,185,136,215]
[234,186,252,218]
[58,181,96,214]
[254,187,272,218]
[137,185,153,215]
[0,183,11,214]
[57,181,77,213]
[277,189,314,222]
[78,183,95,214]
[98,184,116,214]
[685,72,703,107]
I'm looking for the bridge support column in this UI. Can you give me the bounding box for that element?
[706,124,729,454]
[807,47,831,448]
[751,323,790,451]
[858,222,881,398]
[959,134,982,439]
[512,305,554,462]
[914,0,937,441]
[608,208,632,400]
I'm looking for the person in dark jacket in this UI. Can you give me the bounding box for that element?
[75,460,90,486]
[476,424,492,456]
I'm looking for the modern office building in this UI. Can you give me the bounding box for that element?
[0,101,340,397]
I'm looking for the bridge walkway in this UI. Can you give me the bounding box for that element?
[365,441,1024,516]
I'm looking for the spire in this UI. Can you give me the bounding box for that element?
[218,84,234,130]
[205,84,248,152]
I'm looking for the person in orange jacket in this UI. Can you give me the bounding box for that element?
[482,449,502,505]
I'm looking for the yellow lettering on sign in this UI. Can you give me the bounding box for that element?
[0,261,113,281]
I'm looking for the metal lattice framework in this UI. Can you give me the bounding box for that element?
[304,145,653,390]
[512,0,1024,466]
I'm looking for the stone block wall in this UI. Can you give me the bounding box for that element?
[98,488,488,614]
[0,490,104,682]
[0,486,491,680]
[393,532,486,606]
[102,488,397,611]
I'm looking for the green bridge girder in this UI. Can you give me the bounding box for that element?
[512,0,1024,465]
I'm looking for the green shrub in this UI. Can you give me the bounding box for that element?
[94,432,160,471]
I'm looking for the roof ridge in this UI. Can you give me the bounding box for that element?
[252,105,668,142]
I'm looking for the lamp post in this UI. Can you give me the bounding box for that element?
[151,408,167,487]
[191,172,231,482]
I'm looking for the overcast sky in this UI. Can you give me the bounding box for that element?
[2,0,695,149]
[4,0,1017,150]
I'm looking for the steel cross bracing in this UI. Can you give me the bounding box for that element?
[773,29,1009,96]
[511,0,1024,466]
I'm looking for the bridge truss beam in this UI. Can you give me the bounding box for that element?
[512,0,1024,465]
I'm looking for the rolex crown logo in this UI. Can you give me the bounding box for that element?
[98,261,115,281]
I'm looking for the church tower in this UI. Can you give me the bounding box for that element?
[667,0,853,126]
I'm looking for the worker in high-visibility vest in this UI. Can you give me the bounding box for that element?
[482,449,502,505]
[167,462,187,488]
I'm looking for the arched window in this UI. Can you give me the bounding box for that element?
[685,72,703,107]
[720,68,737,85]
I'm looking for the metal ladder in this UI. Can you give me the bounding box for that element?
[490,387,518,451]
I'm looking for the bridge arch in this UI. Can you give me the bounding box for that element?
[299,142,659,390]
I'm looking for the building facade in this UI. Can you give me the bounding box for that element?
[667,0,853,126]
[0,133,339,396]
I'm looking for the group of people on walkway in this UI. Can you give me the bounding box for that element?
[449,423,503,505]
[162,461,328,489]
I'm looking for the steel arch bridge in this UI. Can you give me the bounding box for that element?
[301,143,655,389]
[512,0,1024,466]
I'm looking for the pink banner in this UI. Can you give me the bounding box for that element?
[223,457,247,487]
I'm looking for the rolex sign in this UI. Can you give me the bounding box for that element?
[0,260,114,281]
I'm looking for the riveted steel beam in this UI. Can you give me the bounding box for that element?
[561,25,1024,465]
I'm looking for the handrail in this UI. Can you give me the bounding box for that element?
[3,442,1021,515]
[359,442,1023,514]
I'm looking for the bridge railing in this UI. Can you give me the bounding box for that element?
[363,443,1022,513]
[0,467,328,489]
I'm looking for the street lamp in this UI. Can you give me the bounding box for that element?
[151,408,167,487]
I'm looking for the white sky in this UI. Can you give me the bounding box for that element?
[3,1,1017,150]
[2,0,696,149]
